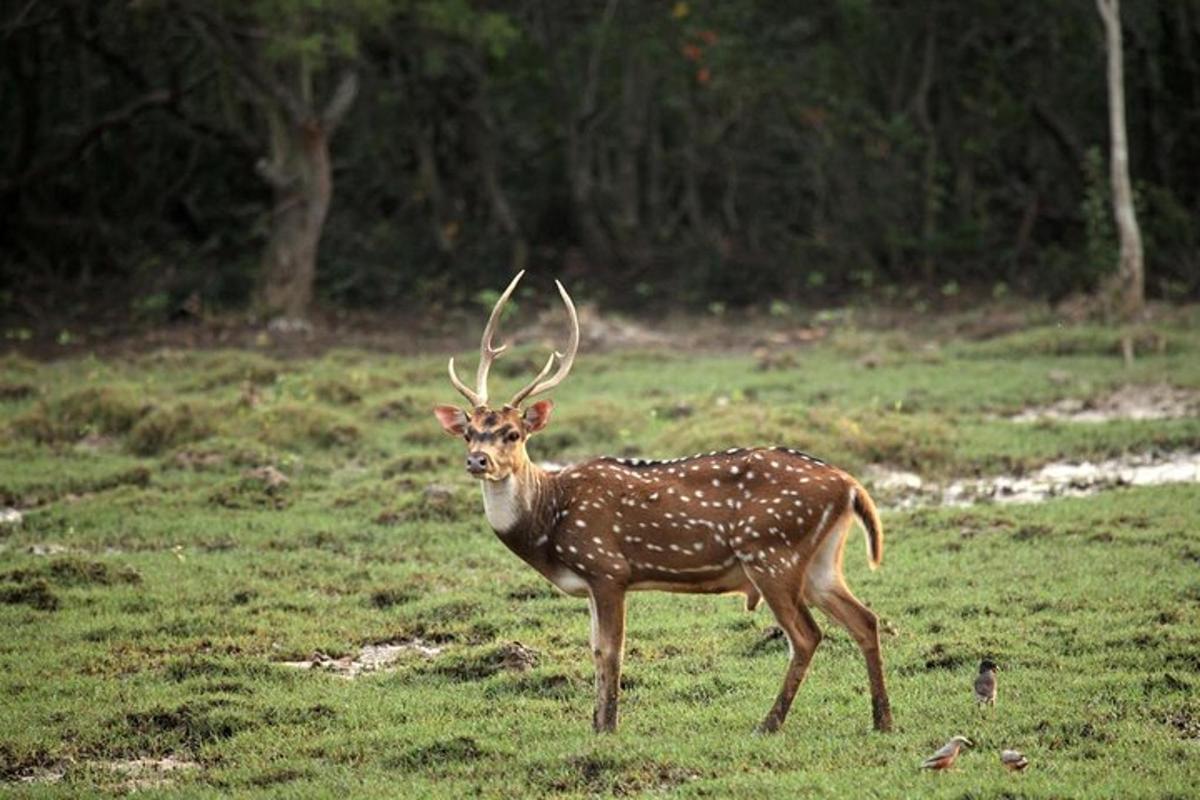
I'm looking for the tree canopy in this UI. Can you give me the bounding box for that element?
[2,0,1197,319]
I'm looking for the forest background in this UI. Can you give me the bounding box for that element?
[2,0,1197,329]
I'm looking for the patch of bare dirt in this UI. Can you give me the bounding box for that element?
[11,764,67,785]
[244,465,289,490]
[106,756,200,791]
[866,450,1200,509]
[1012,384,1200,423]
[10,756,199,790]
[26,543,70,556]
[520,302,675,350]
[277,638,445,679]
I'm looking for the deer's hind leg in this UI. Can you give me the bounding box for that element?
[804,515,892,732]
[749,574,823,734]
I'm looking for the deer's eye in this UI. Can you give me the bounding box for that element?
[506,430,521,443]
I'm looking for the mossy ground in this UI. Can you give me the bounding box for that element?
[1,314,1198,797]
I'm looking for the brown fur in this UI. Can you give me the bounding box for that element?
[435,405,894,734]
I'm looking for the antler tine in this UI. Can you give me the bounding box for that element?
[474,271,524,405]
[447,357,482,407]
[509,279,580,407]
[448,271,524,408]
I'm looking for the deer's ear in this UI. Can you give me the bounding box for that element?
[433,405,469,437]
[522,400,554,434]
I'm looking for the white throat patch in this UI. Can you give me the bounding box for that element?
[482,477,525,533]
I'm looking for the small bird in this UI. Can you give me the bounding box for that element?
[1000,749,1029,771]
[920,736,973,770]
[975,659,999,706]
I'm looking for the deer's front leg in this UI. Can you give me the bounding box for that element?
[587,584,627,733]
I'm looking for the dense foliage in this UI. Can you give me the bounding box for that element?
[2,0,1198,317]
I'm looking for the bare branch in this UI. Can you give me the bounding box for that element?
[321,71,358,132]
[180,6,308,126]
[1,89,173,193]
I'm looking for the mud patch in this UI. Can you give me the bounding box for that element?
[1164,708,1200,740]
[1012,384,1200,423]
[867,450,1200,509]
[277,638,445,679]
[521,303,674,350]
[104,756,200,791]
[8,756,202,790]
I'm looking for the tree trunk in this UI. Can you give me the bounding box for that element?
[1097,0,1145,320]
[913,15,939,284]
[259,117,332,319]
[617,50,643,234]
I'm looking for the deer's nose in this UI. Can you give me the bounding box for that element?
[466,452,490,474]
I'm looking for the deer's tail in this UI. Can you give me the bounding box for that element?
[851,482,884,570]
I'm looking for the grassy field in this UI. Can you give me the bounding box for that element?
[1,311,1198,797]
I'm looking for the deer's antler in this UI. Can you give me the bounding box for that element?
[508,280,579,407]
[448,270,524,408]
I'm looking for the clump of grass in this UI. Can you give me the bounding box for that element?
[380,482,475,522]
[803,407,954,474]
[209,468,291,510]
[649,405,801,459]
[381,453,449,477]
[4,557,142,587]
[386,736,486,771]
[368,588,416,609]
[127,403,218,455]
[123,700,258,750]
[252,403,360,450]
[313,379,362,406]
[429,642,537,681]
[374,395,423,421]
[57,386,149,433]
[964,324,1186,358]
[0,382,37,402]
[0,352,40,375]
[191,352,283,389]
[651,404,952,474]
[0,464,150,507]
[0,579,59,610]
[165,437,282,471]
[531,400,628,458]
[11,386,149,443]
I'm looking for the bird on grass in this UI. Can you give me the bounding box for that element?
[975,659,999,706]
[920,736,973,770]
[1000,749,1029,771]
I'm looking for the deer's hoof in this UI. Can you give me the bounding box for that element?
[754,718,782,735]
[592,715,618,734]
[873,699,893,732]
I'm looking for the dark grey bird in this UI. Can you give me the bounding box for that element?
[975,659,999,706]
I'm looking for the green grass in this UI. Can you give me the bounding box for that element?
[0,317,1198,797]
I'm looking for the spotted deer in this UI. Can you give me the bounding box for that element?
[433,272,893,734]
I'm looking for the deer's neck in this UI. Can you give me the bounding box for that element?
[481,463,557,553]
